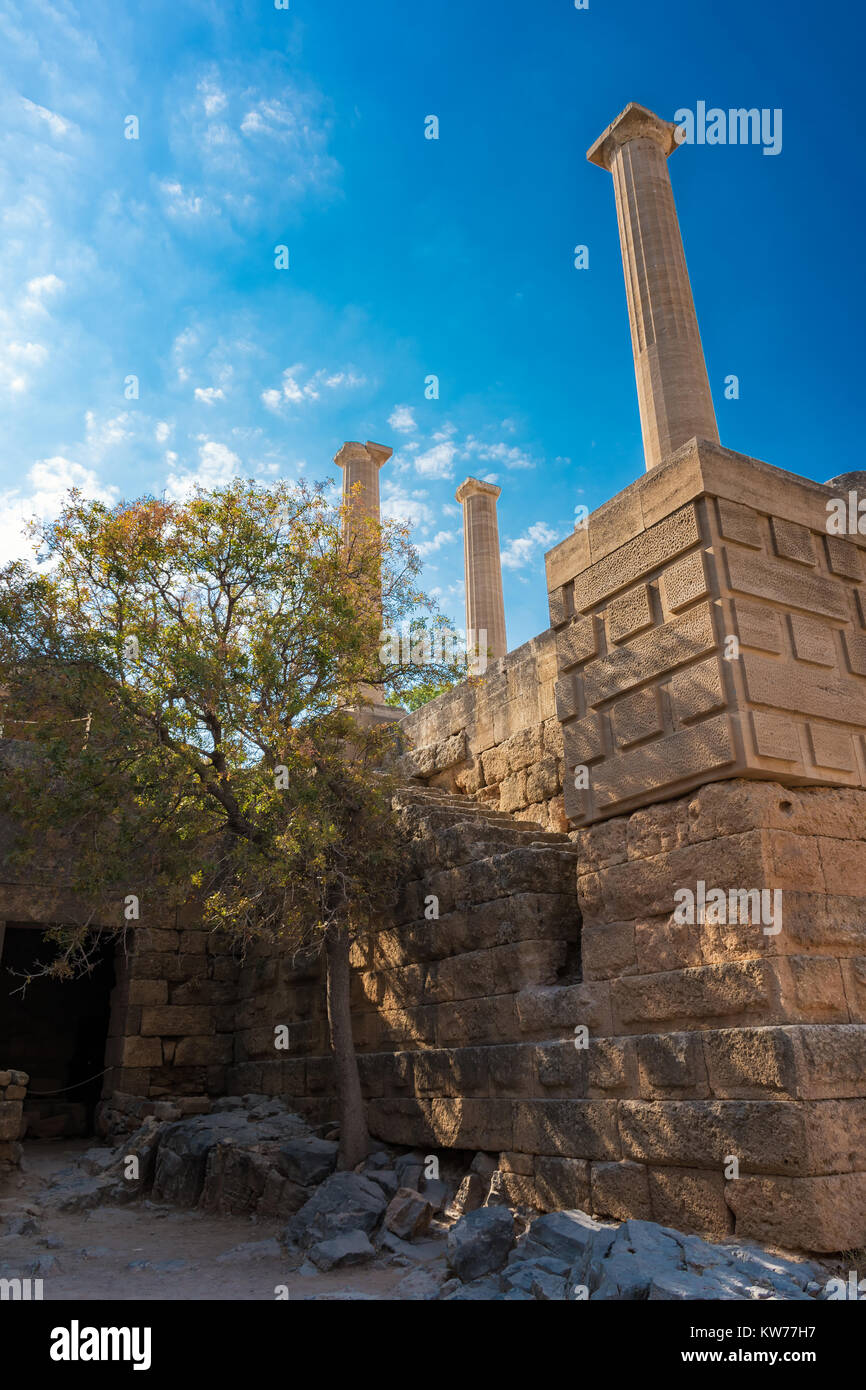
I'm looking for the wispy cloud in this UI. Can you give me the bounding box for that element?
[388,404,417,434]
[261,364,366,412]
[500,520,558,570]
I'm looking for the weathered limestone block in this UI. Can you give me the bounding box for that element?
[587,1037,638,1095]
[513,1100,621,1160]
[589,1160,652,1222]
[637,1032,709,1098]
[398,731,467,781]
[647,1166,732,1239]
[428,1098,513,1151]
[516,982,612,1038]
[610,960,778,1035]
[725,1171,866,1253]
[619,1098,866,1176]
[535,1156,591,1211]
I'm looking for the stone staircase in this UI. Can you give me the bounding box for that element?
[391,780,580,855]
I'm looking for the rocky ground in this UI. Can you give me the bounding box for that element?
[0,1095,846,1301]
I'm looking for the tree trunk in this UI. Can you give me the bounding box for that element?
[325,924,369,1170]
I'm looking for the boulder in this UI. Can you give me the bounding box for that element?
[383,1188,434,1241]
[309,1230,376,1272]
[589,1220,684,1300]
[447,1207,515,1282]
[276,1137,338,1187]
[284,1172,387,1250]
[366,1169,399,1198]
[394,1154,425,1190]
[517,1209,616,1278]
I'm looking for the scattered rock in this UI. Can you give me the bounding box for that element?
[366,1169,399,1198]
[276,1138,338,1187]
[516,1209,616,1278]
[79,1147,117,1176]
[285,1172,387,1250]
[383,1188,434,1241]
[394,1154,424,1191]
[470,1152,497,1179]
[392,1265,448,1300]
[420,1177,449,1213]
[449,1173,486,1217]
[309,1230,376,1272]
[447,1207,515,1282]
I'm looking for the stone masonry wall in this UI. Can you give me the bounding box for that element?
[397,633,568,832]
[546,439,866,826]
[570,778,866,1251]
[5,767,866,1250]
[0,1067,27,1175]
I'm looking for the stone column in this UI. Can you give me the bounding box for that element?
[588,102,719,471]
[334,440,394,718]
[455,477,507,664]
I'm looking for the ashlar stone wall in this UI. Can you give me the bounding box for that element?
[396,633,568,832]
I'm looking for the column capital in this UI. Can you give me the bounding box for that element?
[587,102,679,171]
[455,476,502,505]
[333,440,393,470]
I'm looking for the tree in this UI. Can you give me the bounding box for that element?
[0,476,463,1168]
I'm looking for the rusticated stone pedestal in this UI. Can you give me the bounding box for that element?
[546,438,866,827]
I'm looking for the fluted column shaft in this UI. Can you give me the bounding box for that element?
[456,477,507,662]
[589,104,719,471]
[334,440,392,707]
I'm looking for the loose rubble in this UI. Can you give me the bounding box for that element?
[0,1095,842,1300]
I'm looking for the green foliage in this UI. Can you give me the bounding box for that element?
[0,477,463,976]
[387,677,460,712]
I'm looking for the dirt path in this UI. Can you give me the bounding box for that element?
[0,1141,440,1301]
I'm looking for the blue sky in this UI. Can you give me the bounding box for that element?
[1,0,863,649]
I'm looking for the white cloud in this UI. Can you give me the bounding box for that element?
[21,274,65,314]
[198,79,227,118]
[261,364,365,412]
[20,97,74,139]
[0,456,117,562]
[83,410,136,459]
[0,339,49,394]
[416,529,459,558]
[500,521,558,571]
[465,439,535,470]
[381,479,436,530]
[159,180,206,218]
[414,440,457,479]
[388,404,416,434]
[194,386,225,405]
[155,421,172,443]
[165,439,242,499]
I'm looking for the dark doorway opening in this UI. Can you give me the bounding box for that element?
[0,924,116,1137]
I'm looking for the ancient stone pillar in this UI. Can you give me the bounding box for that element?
[334,440,393,718]
[455,477,507,663]
[588,102,719,471]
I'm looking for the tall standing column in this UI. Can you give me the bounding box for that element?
[334,440,393,716]
[455,477,507,664]
[587,102,719,471]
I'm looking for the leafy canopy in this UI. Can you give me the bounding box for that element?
[0,477,464,973]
